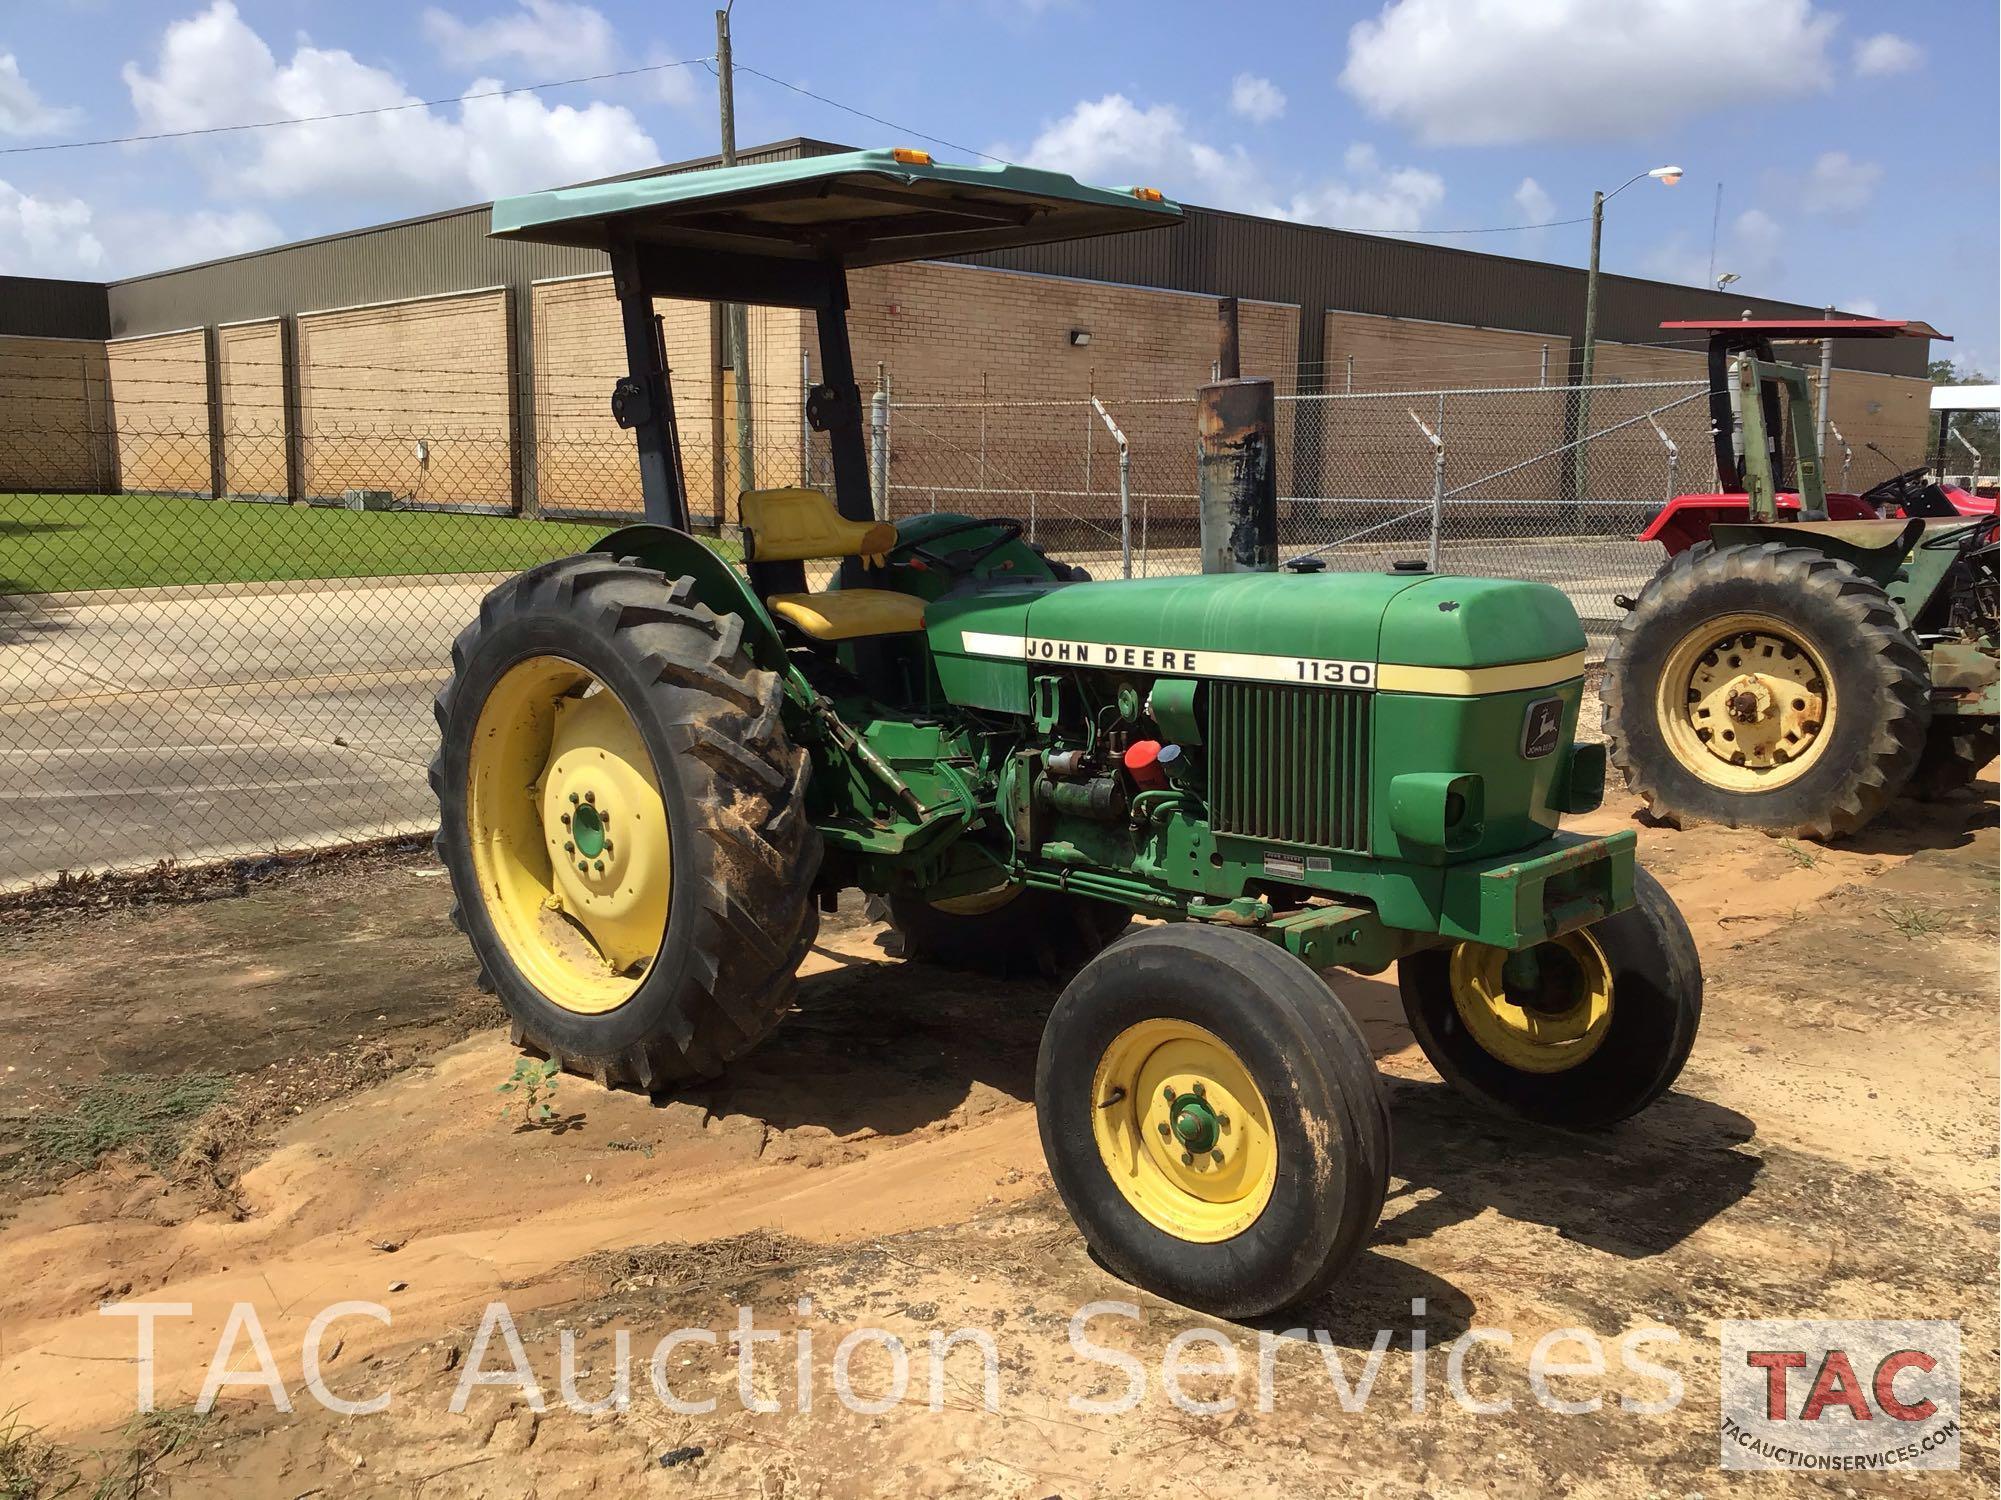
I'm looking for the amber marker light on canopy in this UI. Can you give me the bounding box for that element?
[892,147,933,165]
[1131,186,1165,201]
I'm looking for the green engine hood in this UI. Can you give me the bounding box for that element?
[926,571,1585,711]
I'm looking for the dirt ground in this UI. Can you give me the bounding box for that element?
[0,775,1995,1498]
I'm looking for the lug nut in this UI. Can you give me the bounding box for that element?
[1180,1151,1193,1165]
[564,841,574,853]
[1162,1085,1176,1102]
[1211,1150,1225,1165]
[584,790,596,804]
[1217,1114,1231,1130]
[593,860,604,873]
[1191,1082,1206,1099]
[569,792,579,805]
[560,812,570,825]
[577,860,589,872]
[1157,1122,1170,1138]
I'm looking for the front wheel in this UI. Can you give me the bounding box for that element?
[1397,867,1701,1127]
[1036,926,1390,1318]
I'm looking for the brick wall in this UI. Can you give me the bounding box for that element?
[296,289,511,507]
[216,319,287,499]
[0,335,112,492]
[106,329,210,495]
[531,275,714,516]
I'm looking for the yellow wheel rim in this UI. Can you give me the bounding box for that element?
[465,656,670,1015]
[929,883,1022,916]
[1089,1020,1278,1243]
[1655,611,1836,791]
[1448,929,1614,1074]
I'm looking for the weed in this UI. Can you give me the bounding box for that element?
[498,1057,562,1128]
[20,1075,232,1178]
[1779,840,1822,871]
[83,1407,218,1500]
[1884,904,1946,940]
[0,1406,78,1499]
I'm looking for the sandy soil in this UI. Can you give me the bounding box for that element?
[0,777,1994,1497]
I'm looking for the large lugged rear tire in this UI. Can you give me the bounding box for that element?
[1908,720,1999,801]
[886,886,1130,978]
[1602,542,1931,838]
[1398,867,1701,1127]
[431,554,821,1091]
[1037,926,1390,1318]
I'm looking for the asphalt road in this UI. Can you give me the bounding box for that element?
[0,538,1659,890]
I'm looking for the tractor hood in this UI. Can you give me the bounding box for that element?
[927,570,1586,712]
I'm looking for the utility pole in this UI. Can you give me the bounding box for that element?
[1569,187,1607,507]
[1815,302,1835,480]
[716,5,755,502]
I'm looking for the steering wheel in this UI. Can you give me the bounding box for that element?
[1861,466,1930,509]
[888,516,1026,576]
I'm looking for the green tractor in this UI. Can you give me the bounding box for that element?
[1604,319,1999,838]
[433,150,1701,1318]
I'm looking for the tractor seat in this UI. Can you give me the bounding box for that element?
[739,487,924,642]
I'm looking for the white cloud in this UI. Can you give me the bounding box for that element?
[1513,176,1555,225]
[124,1,658,205]
[0,178,104,276]
[1229,73,1286,124]
[1014,94,1445,234]
[1853,32,1922,76]
[0,51,81,135]
[1641,207,1785,289]
[422,0,616,77]
[1799,150,1882,216]
[1842,296,1882,317]
[1341,0,1837,145]
[0,175,283,278]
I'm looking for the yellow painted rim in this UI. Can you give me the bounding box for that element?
[1089,1019,1278,1243]
[1449,929,1614,1074]
[1655,612,1835,791]
[929,883,1023,916]
[465,656,670,1014]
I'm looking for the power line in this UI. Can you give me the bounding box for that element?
[0,58,715,156]
[726,61,1009,164]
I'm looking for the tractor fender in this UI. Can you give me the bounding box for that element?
[1707,517,1924,589]
[587,524,788,672]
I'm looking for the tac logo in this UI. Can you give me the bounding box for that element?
[1720,1320,1960,1471]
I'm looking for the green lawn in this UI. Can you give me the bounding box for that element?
[0,492,736,594]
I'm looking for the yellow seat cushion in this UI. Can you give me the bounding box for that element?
[741,487,898,564]
[767,589,926,641]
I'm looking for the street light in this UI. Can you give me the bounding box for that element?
[1715,271,1741,290]
[1572,164,1683,505]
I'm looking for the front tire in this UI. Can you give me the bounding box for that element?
[431,554,821,1090]
[1602,542,1931,838]
[1398,868,1701,1127]
[1036,926,1389,1318]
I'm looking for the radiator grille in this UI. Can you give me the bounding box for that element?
[1207,683,1372,853]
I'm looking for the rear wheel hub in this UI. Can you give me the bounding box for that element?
[1657,614,1835,789]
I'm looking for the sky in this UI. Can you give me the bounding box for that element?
[2,0,1995,372]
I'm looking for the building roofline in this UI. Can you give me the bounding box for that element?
[103,136,856,289]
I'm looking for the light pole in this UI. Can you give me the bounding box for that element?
[1572,164,1682,505]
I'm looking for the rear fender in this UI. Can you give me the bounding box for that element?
[588,524,788,672]
[1709,518,1923,589]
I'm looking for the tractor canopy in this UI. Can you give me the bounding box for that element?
[489,148,1183,267]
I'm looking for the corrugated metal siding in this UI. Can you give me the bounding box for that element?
[103,139,848,337]
[0,276,110,340]
[954,206,1928,380]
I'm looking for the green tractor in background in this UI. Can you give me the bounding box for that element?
[1604,319,1999,839]
[432,150,1701,1318]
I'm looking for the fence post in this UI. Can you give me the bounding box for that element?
[799,350,810,488]
[869,364,889,522]
[202,325,225,500]
[1648,409,1679,506]
[1827,419,1851,491]
[1091,395,1131,579]
[1408,395,1447,571]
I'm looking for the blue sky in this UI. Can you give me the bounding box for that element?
[2,0,1995,370]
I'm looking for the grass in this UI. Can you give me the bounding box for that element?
[20,1073,233,1177]
[1778,840,1823,871]
[0,492,737,594]
[1883,903,1947,940]
[1,1406,76,1500]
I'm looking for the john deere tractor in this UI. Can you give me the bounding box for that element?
[433,151,1701,1318]
[1604,320,1999,839]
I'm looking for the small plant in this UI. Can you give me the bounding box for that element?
[498,1057,562,1127]
[1779,840,1822,871]
[21,1074,232,1178]
[0,1405,78,1500]
[1884,904,1946,940]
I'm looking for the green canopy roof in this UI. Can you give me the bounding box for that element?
[489,149,1182,267]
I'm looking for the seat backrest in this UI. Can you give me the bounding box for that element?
[740,488,897,563]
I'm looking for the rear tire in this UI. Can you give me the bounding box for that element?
[431,554,821,1091]
[1037,926,1389,1318]
[887,886,1130,977]
[1603,541,1930,838]
[1908,720,1999,801]
[1398,867,1701,1127]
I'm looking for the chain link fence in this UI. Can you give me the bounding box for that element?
[2,356,1931,889]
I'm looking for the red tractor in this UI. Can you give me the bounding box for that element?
[1603,320,1999,839]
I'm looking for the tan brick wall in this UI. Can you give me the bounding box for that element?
[106,329,211,494]
[0,335,113,491]
[530,275,713,516]
[296,289,511,506]
[216,319,287,498]
[1316,312,1573,502]
[800,261,1298,528]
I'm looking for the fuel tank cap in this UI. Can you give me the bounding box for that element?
[1392,559,1431,574]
